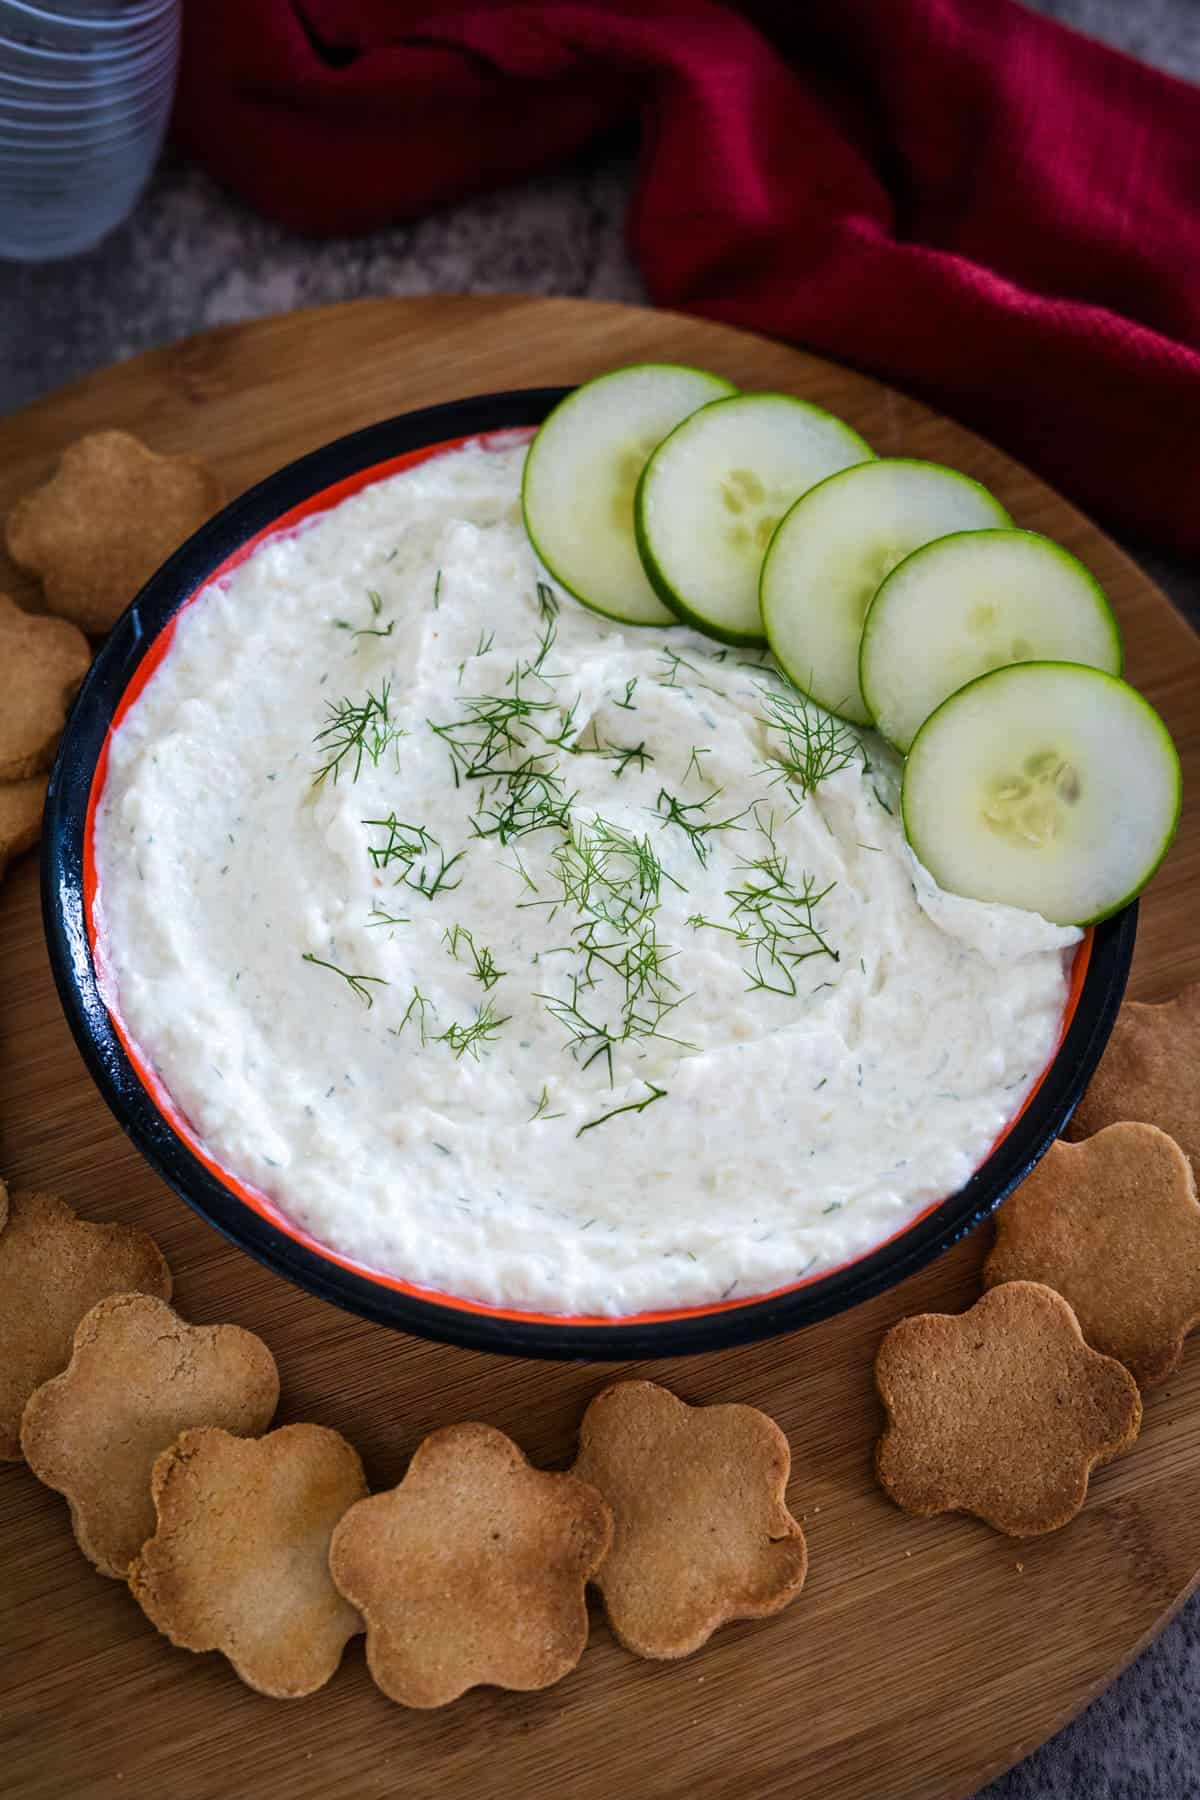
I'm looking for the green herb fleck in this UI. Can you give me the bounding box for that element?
[436,1000,511,1062]
[576,1080,668,1137]
[313,681,403,785]
[300,952,388,1009]
[529,1085,566,1123]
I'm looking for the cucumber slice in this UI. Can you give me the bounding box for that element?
[760,459,1009,725]
[634,393,874,645]
[522,363,736,627]
[902,662,1180,926]
[861,529,1122,752]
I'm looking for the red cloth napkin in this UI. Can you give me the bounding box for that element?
[175,0,1200,555]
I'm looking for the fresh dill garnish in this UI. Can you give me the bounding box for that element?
[529,1084,566,1123]
[362,815,466,898]
[688,808,838,997]
[436,1000,511,1061]
[757,686,862,800]
[393,984,433,1043]
[657,647,722,696]
[333,588,394,639]
[574,736,653,779]
[300,952,388,1009]
[502,847,539,894]
[613,677,639,712]
[367,906,410,928]
[528,815,683,930]
[474,627,496,658]
[428,674,561,787]
[433,569,443,609]
[871,784,894,815]
[471,753,576,846]
[313,680,403,784]
[654,787,747,867]
[442,923,506,989]
[536,580,559,623]
[577,1081,668,1137]
[516,614,559,685]
[683,745,711,784]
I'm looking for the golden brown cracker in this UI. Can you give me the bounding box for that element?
[329,1422,612,1707]
[21,1294,279,1578]
[129,1424,367,1699]
[0,774,48,882]
[1068,983,1200,1180]
[0,592,91,780]
[6,431,223,634]
[0,1190,171,1461]
[875,1281,1142,1537]
[985,1125,1200,1388]
[569,1380,807,1660]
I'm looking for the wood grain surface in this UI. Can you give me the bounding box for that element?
[0,296,1197,1800]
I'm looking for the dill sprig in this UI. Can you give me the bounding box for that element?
[393,984,434,1043]
[689,810,838,997]
[536,581,559,623]
[757,686,862,800]
[334,588,394,639]
[515,614,560,685]
[470,752,576,845]
[529,1084,566,1123]
[367,906,410,928]
[573,735,653,779]
[654,787,747,866]
[577,1081,668,1137]
[313,680,403,785]
[657,647,722,696]
[428,677,561,785]
[436,1000,511,1061]
[613,677,639,712]
[362,815,466,899]
[442,923,506,989]
[528,815,683,931]
[300,952,388,1009]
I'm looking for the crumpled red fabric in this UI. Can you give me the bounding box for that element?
[174,0,1200,554]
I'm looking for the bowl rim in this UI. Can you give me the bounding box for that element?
[41,386,1136,1359]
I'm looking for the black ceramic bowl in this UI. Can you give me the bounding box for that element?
[42,388,1136,1359]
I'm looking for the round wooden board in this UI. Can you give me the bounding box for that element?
[1,297,1198,1800]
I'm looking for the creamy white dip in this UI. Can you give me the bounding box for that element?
[94,439,1081,1314]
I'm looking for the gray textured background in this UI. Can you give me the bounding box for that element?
[1,2,1198,1794]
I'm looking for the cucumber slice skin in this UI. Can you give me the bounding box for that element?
[901,661,1181,927]
[861,528,1124,753]
[522,362,737,630]
[634,392,876,647]
[760,458,1011,726]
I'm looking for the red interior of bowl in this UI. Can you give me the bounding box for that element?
[83,431,1094,1327]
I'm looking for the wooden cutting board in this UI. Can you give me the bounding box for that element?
[1,296,1198,1800]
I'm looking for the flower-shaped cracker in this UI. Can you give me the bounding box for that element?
[129,1424,367,1699]
[875,1281,1142,1537]
[329,1422,613,1708]
[0,775,48,885]
[21,1294,280,1578]
[6,430,223,634]
[0,593,91,780]
[569,1380,808,1660]
[1068,982,1200,1180]
[984,1124,1200,1388]
[0,1190,171,1460]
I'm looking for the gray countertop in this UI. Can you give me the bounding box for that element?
[1,2,1198,1794]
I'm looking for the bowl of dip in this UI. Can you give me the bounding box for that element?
[43,388,1136,1359]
